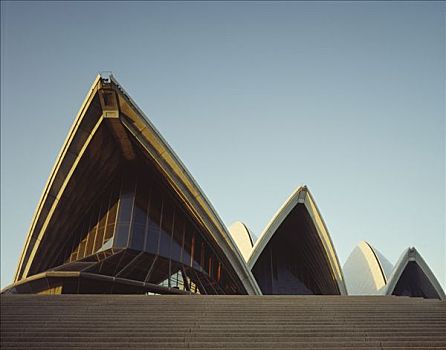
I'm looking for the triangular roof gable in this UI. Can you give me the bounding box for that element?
[383,247,445,300]
[247,185,347,295]
[15,74,261,295]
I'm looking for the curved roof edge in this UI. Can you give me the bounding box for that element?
[367,242,393,281]
[228,221,254,262]
[343,241,392,295]
[14,74,262,295]
[383,247,445,300]
[247,185,347,295]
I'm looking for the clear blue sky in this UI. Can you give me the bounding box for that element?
[1,1,444,290]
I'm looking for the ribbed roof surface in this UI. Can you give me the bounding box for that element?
[343,241,392,295]
[2,295,445,349]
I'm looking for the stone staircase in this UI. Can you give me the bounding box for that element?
[1,295,445,349]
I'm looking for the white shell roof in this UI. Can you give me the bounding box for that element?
[343,241,393,295]
[228,221,254,262]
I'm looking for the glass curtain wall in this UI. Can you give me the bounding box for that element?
[59,181,121,264]
[56,156,241,294]
[108,160,240,294]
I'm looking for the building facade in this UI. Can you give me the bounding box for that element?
[2,74,444,299]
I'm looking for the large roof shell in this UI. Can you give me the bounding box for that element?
[247,185,347,295]
[14,74,261,295]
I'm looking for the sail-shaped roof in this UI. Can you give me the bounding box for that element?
[228,221,254,262]
[343,241,393,295]
[383,247,445,300]
[6,73,443,299]
[248,186,347,295]
[13,74,261,295]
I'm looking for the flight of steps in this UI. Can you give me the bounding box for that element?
[1,294,445,349]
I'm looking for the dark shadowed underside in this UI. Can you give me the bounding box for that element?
[393,262,441,299]
[252,205,340,295]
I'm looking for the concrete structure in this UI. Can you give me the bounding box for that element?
[344,242,445,300]
[1,74,443,300]
[2,294,446,349]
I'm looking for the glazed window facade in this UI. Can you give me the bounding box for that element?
[113,169,223,279]
[54,152,241,295]
[64,185,120,263]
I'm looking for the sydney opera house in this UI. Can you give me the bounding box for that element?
[2,74,444,301]
[2,74,446,349]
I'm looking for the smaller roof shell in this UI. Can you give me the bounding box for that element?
[343,241,393,295]
[383,247,445,300]
[247,185,347,295]
[228,222,254,262]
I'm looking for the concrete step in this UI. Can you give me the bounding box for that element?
[2,340,446,349]
[1,295,445,349]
